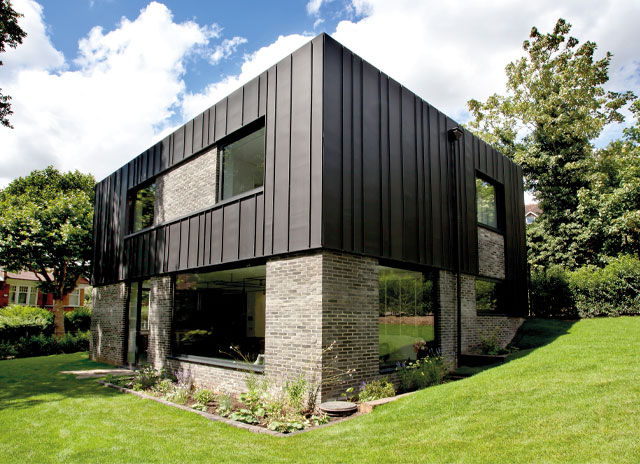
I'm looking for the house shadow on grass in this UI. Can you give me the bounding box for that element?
[456,318,577,376]
[0,352,122,412]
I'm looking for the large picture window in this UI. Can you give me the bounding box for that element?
[220,126,265,201]
[9,284,37,306]
[129,183,155,233]
[173,266,266,367]
[476,278,504,313]
[378,266,437,369]
[476,177,498,229]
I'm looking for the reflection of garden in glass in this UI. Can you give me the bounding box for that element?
[378,266,437,367]
[476,177,497,228]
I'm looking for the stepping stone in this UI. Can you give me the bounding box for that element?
[319,401,357,417]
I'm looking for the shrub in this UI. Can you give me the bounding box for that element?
[357,378,395,402]
[0,305,53,342]
[165,387,189,405]
[152,379,174,396]
[217,392,234,417]
[64,307,91,333]
[132,365,164,391]
[396,354,450,392]
[569,255,640,317]
[193,388,216,406]
[529,267,576,318]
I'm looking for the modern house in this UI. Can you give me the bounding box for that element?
[90,34,527,400]
[0,269,89,310]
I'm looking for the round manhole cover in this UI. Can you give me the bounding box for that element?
[319,401,357,416]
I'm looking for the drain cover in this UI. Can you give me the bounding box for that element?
[318,401,358,416]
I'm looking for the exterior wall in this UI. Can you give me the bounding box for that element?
[265,252,324,394]
[437,270,458,364]
[165,359,251,393]
[0,281,9,307]
[478,227,506,279]
[155,147,218,224]
[147,276,172,370]
[90,283,127,364]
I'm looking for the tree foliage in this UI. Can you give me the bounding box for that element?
[468,18,636,268]
[0,0,27,128]
[0,167,95,336]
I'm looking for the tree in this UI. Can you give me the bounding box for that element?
[0,167,95,337]
[467,18,635,268]
[1,0,27,128]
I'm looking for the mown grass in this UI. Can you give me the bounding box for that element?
[1,317,639,463]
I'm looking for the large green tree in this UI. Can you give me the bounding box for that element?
[0,167,95,336]
[0,0,27,128]
[468,18,635,268]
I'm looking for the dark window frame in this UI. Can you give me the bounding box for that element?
[217,117,266,203]
[475,172,504,233]
[127,181,156,234]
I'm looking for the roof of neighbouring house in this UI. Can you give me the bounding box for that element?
[525,203,542,217]
[0,269,90,285]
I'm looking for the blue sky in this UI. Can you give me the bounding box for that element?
[1,0,639,189]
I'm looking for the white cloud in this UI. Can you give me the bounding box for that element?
[330,0,640,126]
[0,1,221,186]
[181,33,312,120]
[209,36,247,65]
[306,0,324,16]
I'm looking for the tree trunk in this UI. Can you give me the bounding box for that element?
[53,298,65,338]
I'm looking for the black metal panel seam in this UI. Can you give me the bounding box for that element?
[287,54,293,252]
[386,77,391,256]
[241,86,245,131]
[414,95,420,262]
[339,45,344,250]
[350,53,354,252]
[378,70,383,254]
[270,67,277,254]
[237,200,241,260]
[360,56,364,252]
[399,89,405,260]
[308,41,314,248]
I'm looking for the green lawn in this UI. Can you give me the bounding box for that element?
[1,317,639,463]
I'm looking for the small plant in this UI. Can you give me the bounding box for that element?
[284,374,307,414]
[193,388,216,407]
[165,387,189,405]
[396,353,450,392]
[174,369,194,391]
[153,379,174,396]
[266,412,309,433]
[480,329,503,355]
[357,378,395,402]
[229,408,259,425]
[132,365,163,391]
[311,413,330,426]
[217,392,234,417]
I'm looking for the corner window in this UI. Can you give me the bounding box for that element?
[12,285,37,306]
[172,266,266,367]
[220,126,265,201]
[378,266,437,369]
[476,278,504,313]
[476,177,498,229]
[129,183,155,233]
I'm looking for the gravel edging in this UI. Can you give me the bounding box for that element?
[97,380,361,437]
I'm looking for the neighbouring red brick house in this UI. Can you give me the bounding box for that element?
[525,203,542,225]
[0,269,90,310]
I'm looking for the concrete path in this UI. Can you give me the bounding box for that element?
[60,368,134,379]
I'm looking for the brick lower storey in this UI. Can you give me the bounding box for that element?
[91,250,523,401]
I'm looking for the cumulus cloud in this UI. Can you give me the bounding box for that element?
[306,0,325,16]
[0,1,228,186]
[209,36,248,65]
[181,33,312,119]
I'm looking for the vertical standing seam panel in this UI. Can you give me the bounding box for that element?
[214,98,227,142]
[263,66,277,255]
[341,48,353,252]
[401,87,417,261]
[273,56,292,254]
[259,72,268,118]
[184,120,194,159]
[362,61,381,255]
[310,36,324,248]
[415,98,425,263]
[223,203,240,262]
[422,102,433,266]
[243,78,259,125]
[351,54,363,254]
[380,74,390,257]
[288,43,312,251]
[429,108,442,267]
[388,79,403,261]
[227,87,243,135]
[193,113,203,154]
[239,197,257,259]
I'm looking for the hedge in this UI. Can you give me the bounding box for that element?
[530,255,640,318]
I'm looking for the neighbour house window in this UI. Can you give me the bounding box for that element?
[476,278,504,313]
[68,288,81,307]
[378,266,437,369]
[172,266,266,367]
[220,125,265,201]
[526,215,535,224]
[11,285,37,306]
[476,177,499,229]
[129,183,155,233]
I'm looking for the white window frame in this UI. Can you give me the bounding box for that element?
[68,288,81,307]
[10,284,38,306]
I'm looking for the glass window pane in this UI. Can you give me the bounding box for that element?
[28,289,37,306]
[68,289,80,306]
[173,266,266,364]
[476,279,502,312]
[221,127,265,200]
[378,266,437,368]
[131,183,155,233]
[476,177,498,228]
[17,286,28,305]
[9,286,15,303]
[127,282,139,365]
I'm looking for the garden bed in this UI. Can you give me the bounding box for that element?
[98,378,359,437]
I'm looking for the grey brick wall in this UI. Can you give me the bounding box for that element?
[165,359,252,393]
[321,251,379,400]
[147,276,172,370]
[437,270,458,365]
[154,147,217,224]
[478,227,505,279]
[90,283,127,365]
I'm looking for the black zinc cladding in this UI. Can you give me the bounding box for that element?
[92,33,527,317]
